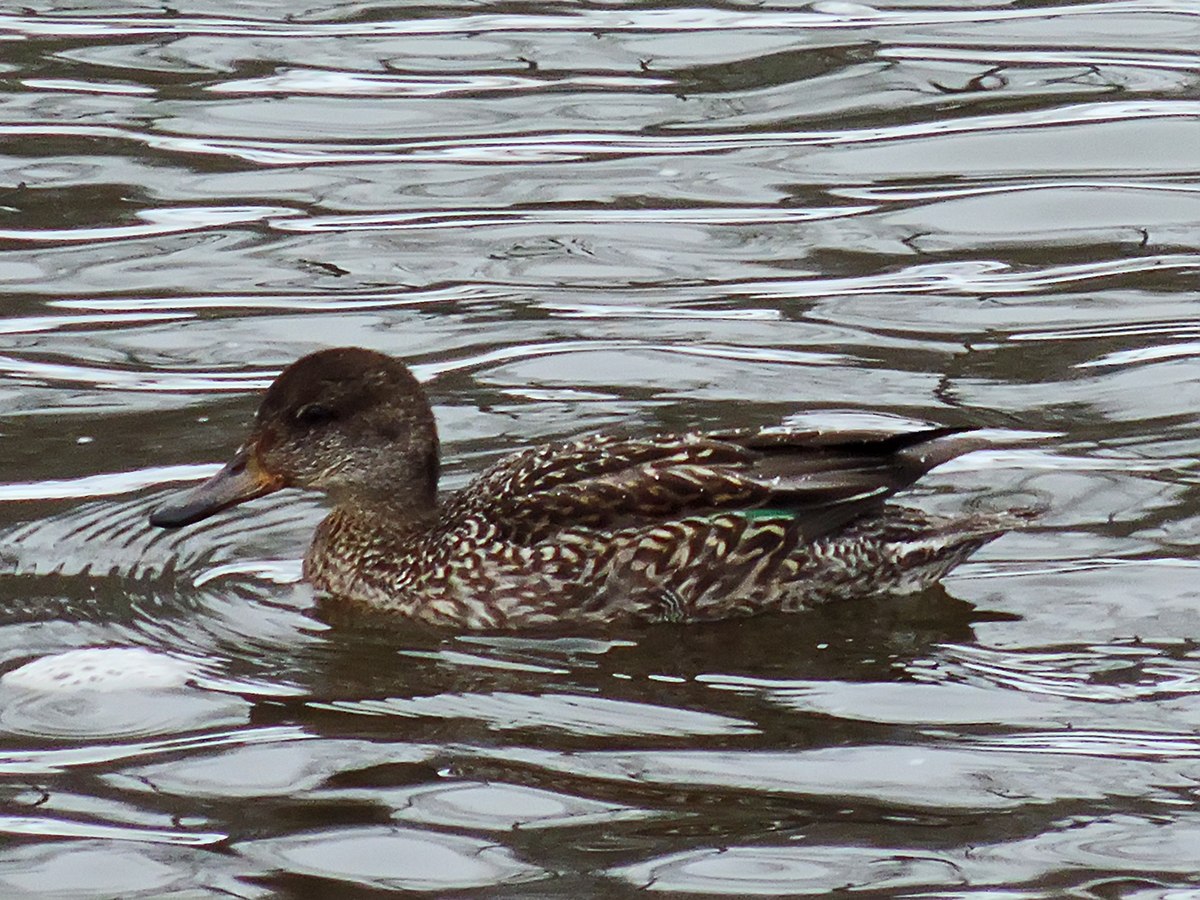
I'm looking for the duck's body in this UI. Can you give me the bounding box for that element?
[151,348,1028,630]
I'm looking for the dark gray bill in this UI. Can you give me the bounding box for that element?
[149,447,282,528]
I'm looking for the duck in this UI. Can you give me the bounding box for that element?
[150,347,1030,629]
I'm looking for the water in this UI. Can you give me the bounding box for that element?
[1,0,1200,894]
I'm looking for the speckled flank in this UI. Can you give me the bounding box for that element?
[305,502,1018,629]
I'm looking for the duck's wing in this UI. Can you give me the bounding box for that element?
[450,425,992,543]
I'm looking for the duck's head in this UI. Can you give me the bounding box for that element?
[150,348,439,528]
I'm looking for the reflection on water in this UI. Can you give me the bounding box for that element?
[2,0,1200,894]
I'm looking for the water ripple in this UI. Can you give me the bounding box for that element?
[615,845,966,896]
[0,725,307,775]
[0,206,300,245]
[2,3,1198,39]
[0,816,225,847]
[234,826,546,892]
[729,256,1200,301]
[966,729,1200,759]
[311,692,758,738]
[270,205,870,233]
[0,355,275,392]
[52,283,510,312]
[922,642,1200,702]
[0,312,191,336]
[882,45,1200,73]
[211,70,672,97]
[6,99,1197,166]
[0,465,217,503]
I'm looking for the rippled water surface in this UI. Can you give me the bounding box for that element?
[3,0,1200,895]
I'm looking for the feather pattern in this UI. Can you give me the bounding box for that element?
[306,423,1024,628]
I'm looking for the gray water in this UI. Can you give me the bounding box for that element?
[2,0,1200,895]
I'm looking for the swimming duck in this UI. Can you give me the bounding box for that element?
[151,347,1026,629]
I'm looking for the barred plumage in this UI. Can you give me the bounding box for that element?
[151,347,1035,629]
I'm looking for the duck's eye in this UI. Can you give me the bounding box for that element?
[293,403,337,427]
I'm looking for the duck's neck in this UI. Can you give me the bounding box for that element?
[303,497,440,598]
[338,492,440,523]
[320,497,441,552]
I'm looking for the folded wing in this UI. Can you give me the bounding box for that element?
[451,424,992,543]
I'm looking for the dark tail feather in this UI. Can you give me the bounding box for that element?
[895,427,1058,475]
[746,426,1052,540]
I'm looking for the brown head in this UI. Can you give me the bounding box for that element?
[150,348,439,528]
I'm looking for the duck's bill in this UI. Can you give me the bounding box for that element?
[149,448,283,529]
